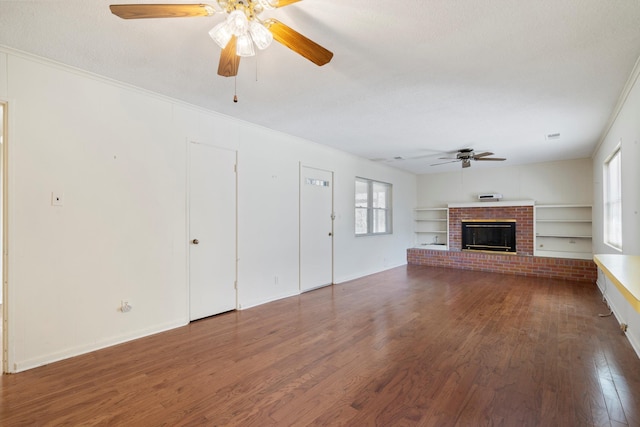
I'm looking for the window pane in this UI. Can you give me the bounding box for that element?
[604,147,622,249]
[355,207,368,235]
[355,177,392,236]
[372,209,387,233]
[610,201,622,248]
[372,182,388,208]
[355,180,368,208]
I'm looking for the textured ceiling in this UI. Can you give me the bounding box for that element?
[1,0,640,174]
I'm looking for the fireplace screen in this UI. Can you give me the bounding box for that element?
[461,220,516,253]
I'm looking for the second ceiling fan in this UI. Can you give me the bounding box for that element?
[109,1,333,77]
[431,148,506,169]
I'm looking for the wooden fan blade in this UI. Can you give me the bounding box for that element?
[109,4,215,19]
[475,157,506,161]
[218,36,240,77]
[275,0,303,7]
[472,151,494,158]
[264,19,333,66]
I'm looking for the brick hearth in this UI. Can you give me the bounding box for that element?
[407,248,597,282]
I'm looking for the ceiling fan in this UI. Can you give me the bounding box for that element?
[430,148,506,169]
[109,1,333,78]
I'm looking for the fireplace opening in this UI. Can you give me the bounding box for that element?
[461,220,516,253]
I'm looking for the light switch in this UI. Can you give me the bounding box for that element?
[51,192,64,207]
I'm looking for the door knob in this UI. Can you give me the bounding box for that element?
[192,239,199,245]
[328,232,332,236]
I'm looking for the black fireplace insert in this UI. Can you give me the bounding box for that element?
[461,220,516,253]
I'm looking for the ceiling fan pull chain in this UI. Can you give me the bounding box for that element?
[234,75,238,103]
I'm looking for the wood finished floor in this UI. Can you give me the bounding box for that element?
[1,266,640,426]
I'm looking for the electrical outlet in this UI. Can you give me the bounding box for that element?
[121,300,132,313]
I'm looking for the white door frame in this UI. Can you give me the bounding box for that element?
[2,99,10,373]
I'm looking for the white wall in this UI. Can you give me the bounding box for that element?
[592,64,640,257]
[417,158,593,207]
[0,102,4,304]
[1,51,7,306]
[592,58,640,358]
[0,48,416,372]
[235,123,416,308]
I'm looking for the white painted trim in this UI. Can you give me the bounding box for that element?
[238,290,300,311]
[596,276,640,360]
[592,54,640,157]
[13,320,188,373]
[334,262,407,285]
[0,46,416,182]
[1,98,8,373]
[1,96,14,373]
[299,164,335,291]
[448,200,535,208]
[627,327,640,360]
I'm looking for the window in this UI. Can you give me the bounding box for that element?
[355,177,392,236]
[604,145,622,250]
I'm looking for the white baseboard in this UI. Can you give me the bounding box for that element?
[596,278,640,360]
[11,319,188,373]
[334,262,407,285]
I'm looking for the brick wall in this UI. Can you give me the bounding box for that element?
[407,204,596,282]
[449,206,534,255]
[407,248,597,282]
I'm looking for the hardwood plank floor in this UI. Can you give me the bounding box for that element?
[1,265,640,426]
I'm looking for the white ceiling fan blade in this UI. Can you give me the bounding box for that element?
[430,160,460,166]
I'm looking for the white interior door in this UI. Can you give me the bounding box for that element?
[300,166,333,292]
[189,142,236,321]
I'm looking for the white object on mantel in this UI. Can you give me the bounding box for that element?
[478,193,502,201]
[448,200,535,208]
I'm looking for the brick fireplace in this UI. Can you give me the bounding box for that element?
[449,205,534,255]
[407,201,597,282]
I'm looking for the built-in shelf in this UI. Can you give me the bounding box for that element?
[535,204,592,260]
[414,208,448,249]
[536,219,591,223]
[537,235,592,238]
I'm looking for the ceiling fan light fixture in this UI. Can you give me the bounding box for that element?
[209,21,233,49]
[236,33,256,56]
[227,9,249,36]
[248,21,273,49]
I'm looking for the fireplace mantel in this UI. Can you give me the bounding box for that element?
[448,200,535,208]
